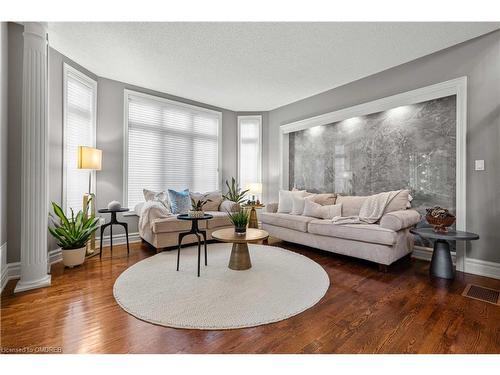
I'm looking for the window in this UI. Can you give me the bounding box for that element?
[63,64,97,215]
[238,115,262,192]
[124,90,221,208]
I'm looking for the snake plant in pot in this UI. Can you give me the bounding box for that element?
[48,201,100,268]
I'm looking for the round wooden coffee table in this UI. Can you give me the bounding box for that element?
[211,228,269,271]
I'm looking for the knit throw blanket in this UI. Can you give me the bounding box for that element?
[332,190,401,225]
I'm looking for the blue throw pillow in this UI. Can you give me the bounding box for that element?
[168,188,191,214]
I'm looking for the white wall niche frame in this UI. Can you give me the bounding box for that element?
[279,77,467,271]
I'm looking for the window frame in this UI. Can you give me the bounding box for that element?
[123,89,223,207]
[237,115,263,190]
[62,63,98,214]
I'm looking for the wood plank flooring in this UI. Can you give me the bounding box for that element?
[1,239,499,353]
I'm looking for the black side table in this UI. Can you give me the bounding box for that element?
[410,228,479,279]
[98,208,130,259]
[177,214,213,277]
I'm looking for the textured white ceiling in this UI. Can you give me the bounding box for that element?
[48,22,499,111]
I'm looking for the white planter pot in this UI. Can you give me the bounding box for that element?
[62,246,86,268]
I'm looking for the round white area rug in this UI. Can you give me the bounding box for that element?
[113,243,329,330]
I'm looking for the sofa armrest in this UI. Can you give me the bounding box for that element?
[379,209,421,231]
[266,202,279,213]
[219,200,240,213]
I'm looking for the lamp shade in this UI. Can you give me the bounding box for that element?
[77,146,102,170]
[246,182,262,195]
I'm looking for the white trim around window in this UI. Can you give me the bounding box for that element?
[123,89,223,208]
[62,63,97,214]
[237,115,263,191]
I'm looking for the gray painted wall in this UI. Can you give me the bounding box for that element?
[267,30,500,263]
[6,22,23,263]
[95,77,238,236]
[1,23,8,247]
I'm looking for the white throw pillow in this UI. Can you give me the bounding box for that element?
[190,191,223,211]
[277,190,307,213]
[291,193,316,215]
[303,197,342,219]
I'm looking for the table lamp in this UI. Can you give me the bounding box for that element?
[246,182,262,203]
[77,146,102,255]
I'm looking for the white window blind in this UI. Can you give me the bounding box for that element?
[63,64,97,215]
[125,91,221,208]
[238,115,262,191]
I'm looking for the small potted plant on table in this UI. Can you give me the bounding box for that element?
[48,201,100,268]
[227,210,250,235]
[188,194,211,218]
[223,177,251,234]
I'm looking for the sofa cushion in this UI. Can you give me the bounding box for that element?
[310,193,337,206]
[307,220,397,246]
[277,190,307,213]
[379,209,421,231]
[335,195,368,216]
[302,197,342,219]
[152,216,207,234]
[383,189,411,214]
[205,211,233,229]
[260,212,315,232]
[190,191,223,211]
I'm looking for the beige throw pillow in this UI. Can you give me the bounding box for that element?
[303,197,342,219]
[335,195,368,216]
[310,193,337,206]
[190,191,223,211]
[383,189,411,214]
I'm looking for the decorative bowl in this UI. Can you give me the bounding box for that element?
[426,215,456,233]
[107,200,122,210]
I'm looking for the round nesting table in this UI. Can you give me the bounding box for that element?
[211,228,269,271]
[410,228,479,279]
[242,204,266,229]
[176,214,213,277]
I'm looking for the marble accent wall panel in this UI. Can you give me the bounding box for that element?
[289,95,456,216]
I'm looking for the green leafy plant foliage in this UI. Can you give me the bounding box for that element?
[190,193,212,211]
[223,177,249,204]
[226,210,250,228]
[48,201,100,250]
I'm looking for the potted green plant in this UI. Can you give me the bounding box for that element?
[48,201,100,268]
[189,194,211,218]
[222,177,249,204]
[227,210,250,235]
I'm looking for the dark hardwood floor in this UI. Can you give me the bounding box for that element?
[1,239,499,354]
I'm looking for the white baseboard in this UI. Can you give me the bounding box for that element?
[95,231,141,248]
[412,246,500,280]
[1,233,141,294]
[1,242,8,293]
[47,232,141,266]
[1,259,21,294]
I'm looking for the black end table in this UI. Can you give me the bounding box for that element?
[98,208,130,259]
[176,214,213,277]
[410,228,479,279]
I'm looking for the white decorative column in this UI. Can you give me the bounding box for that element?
[15,22,51,293]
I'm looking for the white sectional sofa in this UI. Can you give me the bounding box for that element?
[261,195,421,268]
